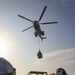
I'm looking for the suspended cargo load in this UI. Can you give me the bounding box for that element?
[37,50,43,59]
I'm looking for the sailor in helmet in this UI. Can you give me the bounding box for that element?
[0,57,16,75]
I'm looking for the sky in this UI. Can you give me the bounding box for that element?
[0,0,75,75]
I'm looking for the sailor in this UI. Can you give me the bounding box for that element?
[0,57,16,75]
[56,68,67,75]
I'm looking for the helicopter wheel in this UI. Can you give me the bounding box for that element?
[34,32,37,37]
[42,31,44,36]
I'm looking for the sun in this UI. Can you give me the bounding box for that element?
[0,38,7,57]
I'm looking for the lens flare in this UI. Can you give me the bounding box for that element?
[0,38,7,57]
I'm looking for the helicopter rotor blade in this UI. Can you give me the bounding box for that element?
[39,6,47,22]
[22,26,33,32]
[18,15,33,22]
[40,22,58,25]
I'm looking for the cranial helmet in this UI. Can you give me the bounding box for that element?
[0,57,16,75]
[56,68,67,75]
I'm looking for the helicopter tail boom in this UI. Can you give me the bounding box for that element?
[39,36,47,41]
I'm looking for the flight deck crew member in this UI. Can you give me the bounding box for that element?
[0,57,16,75]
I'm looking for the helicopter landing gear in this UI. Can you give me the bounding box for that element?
[41,31,44,36]
[34,32,37,37]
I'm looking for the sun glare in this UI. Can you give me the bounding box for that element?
[0,38,7,57]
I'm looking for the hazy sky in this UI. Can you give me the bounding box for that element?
[0,0,75,75]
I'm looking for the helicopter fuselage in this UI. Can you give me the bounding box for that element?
[33,20,44,37]
[18,6,58,41]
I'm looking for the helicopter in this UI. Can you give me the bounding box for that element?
[18,6,58,41]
